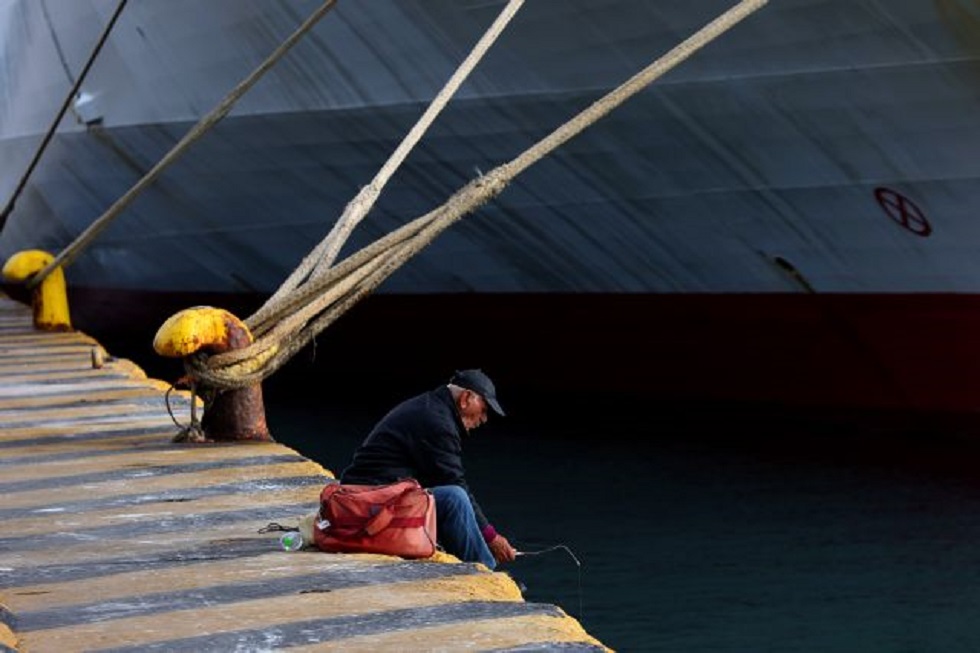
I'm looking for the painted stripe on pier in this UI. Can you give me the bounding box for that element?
[0,392,187,413]
[0,475,326,520]
[0,441,192,467]
[0,499,317,550]
[0,537,276,587]
[100,602,563,652]
[0,522,317,586]
[0,379,158,398]
[0,526,307,584]
[0,404,172,422]
[0,359,112,375]
[3,460,326,510]
[0,343,89,354]
[0,608,15,653]
[324,616,608,652]
[0,369,141,385]
[0,453,307,493]
[8,549,415,610]
[0,413,172,437]
[0,419,177,443]
[24,581,532,652]
[18,561,481,631]
[0,334,101,348]
[491,643,610,651]
[0,425,176,450]
[0,607,13,631]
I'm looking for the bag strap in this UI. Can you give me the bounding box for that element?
[258,522,299,533]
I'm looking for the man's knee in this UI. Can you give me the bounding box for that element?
[431,485,470,514]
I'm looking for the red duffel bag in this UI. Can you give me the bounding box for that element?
[312,478,437,559]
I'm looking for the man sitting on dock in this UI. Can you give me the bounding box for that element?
[341,369,517,569]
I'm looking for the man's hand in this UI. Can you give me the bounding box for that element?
[488,533,517,564]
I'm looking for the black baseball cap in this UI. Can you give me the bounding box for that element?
[450,369,505,416]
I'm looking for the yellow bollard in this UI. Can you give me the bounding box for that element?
[2,250,72,331]
[154,306,271,442]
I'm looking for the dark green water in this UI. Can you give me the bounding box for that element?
[262,379,980,652]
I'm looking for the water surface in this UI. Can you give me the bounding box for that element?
[263,381,980,651]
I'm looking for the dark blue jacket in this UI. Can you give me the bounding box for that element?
[340,386,489,529]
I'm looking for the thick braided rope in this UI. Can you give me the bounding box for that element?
[508,0,767,176]
[249,0,525,331]
[245,209,435,336]
[27,0,339,290]
[191,174,507,388]
[190,0,768,389]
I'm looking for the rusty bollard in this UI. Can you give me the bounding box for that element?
[153,307,271,442]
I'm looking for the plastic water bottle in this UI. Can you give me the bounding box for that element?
[279,531,304,551]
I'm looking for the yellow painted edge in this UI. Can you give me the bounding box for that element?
[320,613,611,653]
[106,357,148,379]
[0,599,17,651]
[0,604,20,651]
[0,332,97,346]
[20,572,525,651]
[3,460,327,511]
[0,419,174,441]
[0,388,172,411]
[0,622,18,652]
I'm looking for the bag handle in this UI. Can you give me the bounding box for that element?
[363,505,394,536]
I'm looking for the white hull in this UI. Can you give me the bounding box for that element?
[2,1,978,295]
[4,1,980,415]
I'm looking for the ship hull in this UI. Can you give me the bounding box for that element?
[3,0,980,416]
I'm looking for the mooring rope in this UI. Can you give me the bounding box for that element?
[186,0,768,390]
[248,0,526,331]
[0,0,129,233]
[26,0,340,291]
[164,380,206,442]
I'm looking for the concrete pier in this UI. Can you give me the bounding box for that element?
[0,294,607,652]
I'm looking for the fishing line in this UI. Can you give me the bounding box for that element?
[515,544,584,620]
